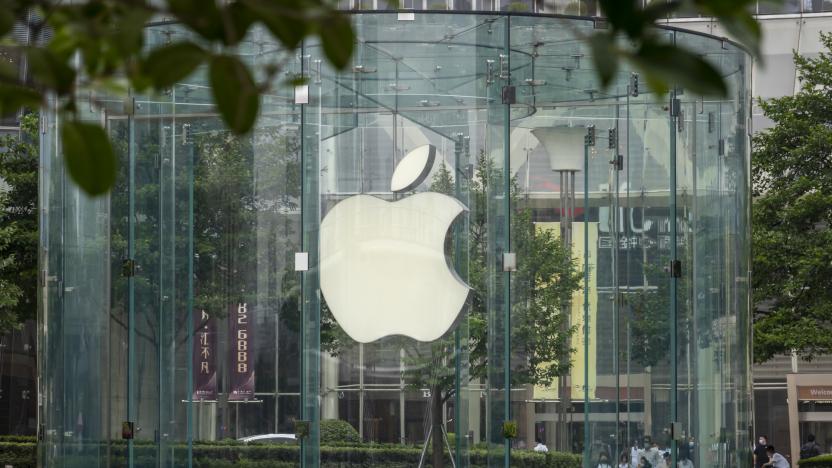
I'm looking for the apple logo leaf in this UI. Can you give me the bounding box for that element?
[391,144,436,193]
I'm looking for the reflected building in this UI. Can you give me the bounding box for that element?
[38,11,752,468]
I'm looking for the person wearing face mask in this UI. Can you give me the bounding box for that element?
[754,435,770,468]
[597,454,612,468]
[677,454,694,468]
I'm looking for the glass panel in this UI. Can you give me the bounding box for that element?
[484,14,509,468]
[39,103,113,466]
[304,13,505,467]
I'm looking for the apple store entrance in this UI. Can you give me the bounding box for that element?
[39,12,752,468]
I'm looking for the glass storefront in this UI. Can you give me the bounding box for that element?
[38,12,752,468]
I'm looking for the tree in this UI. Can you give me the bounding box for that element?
[0,113,38,333]
[0,0,767,196]
[752,33,832,363]
[103,115,303,431]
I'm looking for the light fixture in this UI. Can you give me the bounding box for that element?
[530,126,586,172]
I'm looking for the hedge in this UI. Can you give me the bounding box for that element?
[799,455,832,467]
[320,419,361,444]
[0,439,581,468]
[0,442,35,468]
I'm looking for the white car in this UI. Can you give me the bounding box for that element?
[238,433,297,444]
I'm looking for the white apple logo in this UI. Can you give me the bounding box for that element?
[320,144,470,343]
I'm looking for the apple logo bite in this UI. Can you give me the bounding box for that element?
[320,144,470,343]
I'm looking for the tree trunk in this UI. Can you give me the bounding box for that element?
[431,386,445,468]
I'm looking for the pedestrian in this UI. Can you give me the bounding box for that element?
[631,440,641,467]
[533,438,549,453]
[638,456,652,468]
[800,433,822,460]
[763,445,790,468]
[646,441,662,467]
[686,436,696,464]
[655,451,670,468]
[754,435,770,468]
[677,454,694,468]
[597,454,612,468]
[618,453,630,468]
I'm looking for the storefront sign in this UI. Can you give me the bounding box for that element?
[193,309,217,401]
[798,386,832,401]
[229,303,255,400]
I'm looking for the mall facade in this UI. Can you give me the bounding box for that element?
[38,10,752,468]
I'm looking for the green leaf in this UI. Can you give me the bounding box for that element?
[61,121,117,196]
[25,48,76,95]
[168,0,224,40]
[587,33,619,90]
[627,41,727,97]
[209,55,259,134]
[224,2,256,46]
[0,85,42,117]
[597,0,641,35]
[718,12,762,58]
[318,12,354,70]
[0,7,15,37]
[242,0,308,49]
[143,42,208,89]
[692,0,761,57]
[112,7,153,56]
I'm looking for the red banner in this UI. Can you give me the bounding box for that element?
[228,303,255,401]
[192,309,217,401]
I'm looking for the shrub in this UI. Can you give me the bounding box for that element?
[799,455,832,467]
[17,439,582,467]
[0,435,36,443]
[0,441,36,468]
[505,1,530,12]
[320,419,361,444]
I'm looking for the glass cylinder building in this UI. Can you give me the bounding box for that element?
[39,11,752,468]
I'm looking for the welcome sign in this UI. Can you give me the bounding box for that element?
[798,386,832,401]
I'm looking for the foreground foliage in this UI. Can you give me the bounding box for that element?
[0,0,766,195]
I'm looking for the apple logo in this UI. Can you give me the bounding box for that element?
[320,144,470,343]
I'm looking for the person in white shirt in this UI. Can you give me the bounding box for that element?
[763,445,790,468]
[533,439,548,453]
[646,443,662,468]
[597,454,612,468]
[631,442,641,467]
[618,454,631,468]
[677,455,694,468]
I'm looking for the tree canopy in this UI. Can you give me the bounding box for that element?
[752,33,832,363]
[0,113,38,334]
[0,0,767,196]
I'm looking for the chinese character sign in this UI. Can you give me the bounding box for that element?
[192,309,217,401]
[228,303,255,401]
